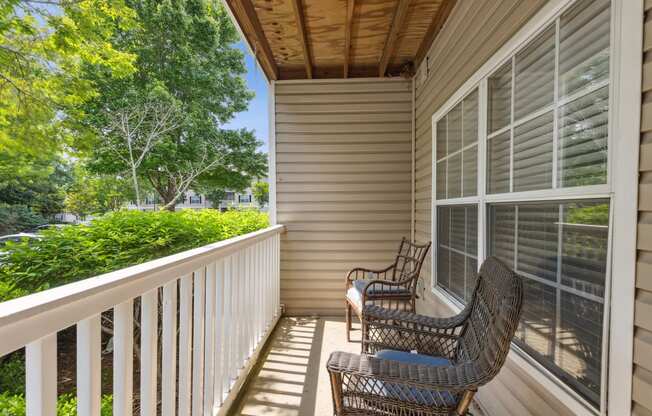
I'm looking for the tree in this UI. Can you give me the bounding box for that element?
[252,181,269,207]
[0,1,137,159]
[64,168,132,220]
[85,0,267,211]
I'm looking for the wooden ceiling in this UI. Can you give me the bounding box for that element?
[225,0,456,80]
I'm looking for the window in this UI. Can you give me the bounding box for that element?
[432,0,611,409]
[189,195,202,204]
[239,194,252,203]
[225,192,235,201]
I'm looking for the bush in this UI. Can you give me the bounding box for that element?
[0,393,112,416]
[0,209,269,301]
[0,354,25,396]
[0,204,47,235]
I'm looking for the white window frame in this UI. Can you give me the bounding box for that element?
[429,0,641,415]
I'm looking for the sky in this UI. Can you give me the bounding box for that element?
[222,42,270,153]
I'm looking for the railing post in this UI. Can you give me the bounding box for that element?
[77,315,102,416]
[213,259,225,408]
[140,289,158,416]
[192,268,206,416]
[113,300,133,416]
[162,281,178,416]
[26,334,57,416]
[178,274,193,416]
[223,256,234,394]
[203,262,216,415]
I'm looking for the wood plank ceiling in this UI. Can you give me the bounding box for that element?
[225,0,456,80]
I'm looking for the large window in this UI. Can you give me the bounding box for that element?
[432,0,611,409]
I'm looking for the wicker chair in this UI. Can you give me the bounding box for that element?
[329,257,524,416]
[345,238,431,342]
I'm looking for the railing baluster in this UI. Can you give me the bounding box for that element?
[213,259,225,408]
[246,246,253,355]
[77,315,102,416]
[203,262,216,415]
[162,281,178,416]
[239,250,246,367]
[232,252,240,373]
[223,256,233,395]
[178,274,193,416]
[192,268,206,416]
[140,289,158,416]
[114,300,133,416]
[26,334,57,416]
[256,242,262,343]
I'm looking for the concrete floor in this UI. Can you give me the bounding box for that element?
[230,317,484,416]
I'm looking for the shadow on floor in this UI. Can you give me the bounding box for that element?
[229,317,359,416]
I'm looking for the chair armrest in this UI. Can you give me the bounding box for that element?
[346,264,396,284]
[327,351,481,392]
[361,305,470,357]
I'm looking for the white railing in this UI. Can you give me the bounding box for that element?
[0,225,284,416]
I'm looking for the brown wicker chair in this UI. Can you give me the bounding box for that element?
[329,257,524,416]
[345,238,431,342]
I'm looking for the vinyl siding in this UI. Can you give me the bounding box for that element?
[274,79,413,316]
[411,0,580,415]
[635,1,652,414]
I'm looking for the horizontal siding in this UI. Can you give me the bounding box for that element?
[275,79,413,316]
[409,0,584,415]
[636,2,652,413]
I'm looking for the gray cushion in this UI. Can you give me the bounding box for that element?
[374,349,457,407]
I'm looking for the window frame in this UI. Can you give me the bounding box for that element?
[429,0,639,414]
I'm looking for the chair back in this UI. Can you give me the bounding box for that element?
[391,238,431,293]
[455,257,523,381]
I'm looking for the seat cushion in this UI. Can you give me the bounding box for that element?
[373,349,457,407]
[346,280,410,310]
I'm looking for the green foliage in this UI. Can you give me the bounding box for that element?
[0,354,25,396]
[0,204,47,234]
[0,393,112,416]
[64,167,133,219]
[252,181,269,206]
[0,209,269,300]
[201,188,226,209]
[566,203,610,225]
[0,0,137,158]
[85,0,266,208]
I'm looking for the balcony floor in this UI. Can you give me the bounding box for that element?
[230,316,483,416]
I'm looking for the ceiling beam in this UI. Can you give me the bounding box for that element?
[344,0,355,78]
[378,0,411,77]
[290,0,312,79]
[229,0,279,81]
[415,0,457,67]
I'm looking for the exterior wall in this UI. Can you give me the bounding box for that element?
[274,79,413,316]
[634,2,652,414]
[411,0,583,415]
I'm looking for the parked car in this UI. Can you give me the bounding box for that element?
[0,233,42,261]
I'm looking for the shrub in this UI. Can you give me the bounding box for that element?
[0,209,269,301]
[0,393,112,416]
[0,204,47,235]
[0,354,25,395]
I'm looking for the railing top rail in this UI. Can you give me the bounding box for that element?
[0,224,284,356]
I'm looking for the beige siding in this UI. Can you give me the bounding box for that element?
[411,0,582,415]
[635,2,652,414]
[275,79,413,316]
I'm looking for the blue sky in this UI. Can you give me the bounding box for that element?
[223,42,270,153]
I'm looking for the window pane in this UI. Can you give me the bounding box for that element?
[559,0,610,98]
[488,199,609,407]
[436,205,477,302]
[447,153,462,199]
[436,117,447,160]
[436,160,446,200]
[448,102,463,154]
[513,112,553,192]
[487,131,511,194]
[558,87,609,187]
[462,145,477,197]
[517,204,558,282]
[463,90,479,147]
[514,26,555,120]
[561,201,609,298]
[488,61,512,133]
[488,204,515,266]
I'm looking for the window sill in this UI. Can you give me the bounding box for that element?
[430,286,600,416]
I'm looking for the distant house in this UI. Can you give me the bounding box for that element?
[127,184,265,212]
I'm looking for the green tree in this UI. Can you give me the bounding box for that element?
[86,0,267,211]
[0,0,137,158]
[252,181,269,206]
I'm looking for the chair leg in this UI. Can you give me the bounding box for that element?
[345,302,351,342]
[456,390,476,415]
